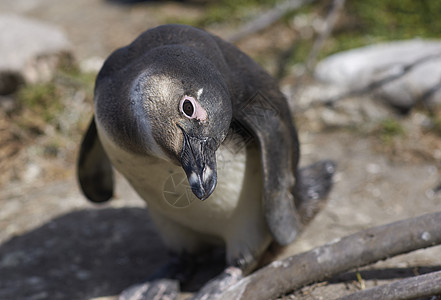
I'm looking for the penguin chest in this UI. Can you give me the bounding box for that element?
[98,126,265,241]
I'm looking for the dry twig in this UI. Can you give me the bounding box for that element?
[227,0,314,43]
[338,270,441,300]
[213,211,441,300]
[305,0,346,72]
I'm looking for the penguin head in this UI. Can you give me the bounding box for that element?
[132,46,232,200]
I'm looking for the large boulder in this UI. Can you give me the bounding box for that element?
[315,39,441,112]
[0,14,72,95]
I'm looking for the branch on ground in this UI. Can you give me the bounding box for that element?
[227,0,314,43]
[338,269,441,300]
[212,211,441,300]
[305,0,346,72]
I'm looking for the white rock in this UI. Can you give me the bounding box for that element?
[315,39,441,110]
[0,14,72,94]
[79,56,105,74]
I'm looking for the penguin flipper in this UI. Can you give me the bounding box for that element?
[236,100,301,246]
[77,117,114,203]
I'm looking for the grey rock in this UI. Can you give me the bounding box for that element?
[283,83,392,130]
[0,14,71,95]
[0,95,16,112]
[315,39,441,111]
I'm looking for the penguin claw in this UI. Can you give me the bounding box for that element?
[118,279,179,300]
[295,159,336,225]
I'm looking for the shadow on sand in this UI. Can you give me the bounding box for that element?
[0,208,169,299]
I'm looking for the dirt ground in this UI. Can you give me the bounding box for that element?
[1,0,441,299]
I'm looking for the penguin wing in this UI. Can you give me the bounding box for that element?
[214,37,302,245]
[235,94,301,245]
[77,117,114,203]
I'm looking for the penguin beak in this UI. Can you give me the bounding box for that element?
[179,129,217,201]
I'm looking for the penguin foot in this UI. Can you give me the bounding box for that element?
[118,279,179,300]
[189,266,243,300]
[295,159,336,225]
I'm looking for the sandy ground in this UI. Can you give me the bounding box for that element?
[1,0,441,299]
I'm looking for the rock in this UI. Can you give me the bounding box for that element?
[0,14,72,95]
[79,56,105,73]
[283,83,393,130]
[315,39,441,112]
[0,95,16,113]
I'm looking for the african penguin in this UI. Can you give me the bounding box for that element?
[78,24,335,299]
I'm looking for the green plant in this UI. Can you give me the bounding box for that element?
[378,118,405,143]
[289,0,441,65]
[17,81,63,123]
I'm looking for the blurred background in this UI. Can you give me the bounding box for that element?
[1,0,441,299]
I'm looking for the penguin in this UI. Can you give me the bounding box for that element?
[77,24,335,299]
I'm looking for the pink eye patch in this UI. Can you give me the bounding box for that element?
[179,95,207,121]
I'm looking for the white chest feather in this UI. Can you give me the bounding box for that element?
[97,124,271,264]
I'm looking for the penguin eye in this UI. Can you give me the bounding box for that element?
[182,100,194,117]
[179,95,207,121]
[180,96,197,119]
